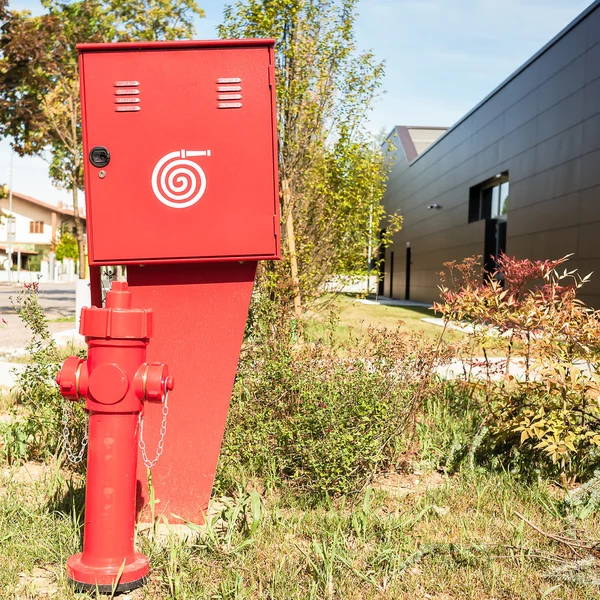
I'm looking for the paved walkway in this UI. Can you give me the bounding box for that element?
[0,282,79,388]
[358,296,433,308]
[0,282,77,354]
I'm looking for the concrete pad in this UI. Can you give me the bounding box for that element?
[421,317,475,333]
[0,361,24,389]
[52,328,85,349]
[434,357,595,382]
[436,357,526,381]
[137,498,231,544]
[358,297,432,308]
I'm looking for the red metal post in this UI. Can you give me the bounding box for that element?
[56,282,173,593]
[127,261,256,523]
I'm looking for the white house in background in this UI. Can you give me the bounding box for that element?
[0,191,86,271]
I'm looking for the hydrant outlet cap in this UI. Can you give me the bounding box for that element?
[88,363,129,405]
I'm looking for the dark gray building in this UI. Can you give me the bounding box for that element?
[381,0,600,307]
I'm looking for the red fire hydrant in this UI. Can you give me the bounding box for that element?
[56,281,173,593]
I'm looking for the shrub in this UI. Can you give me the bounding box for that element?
[27,254,41,272]
[435,254,600,482]
[0,282,86,464]
[218,295,450,498]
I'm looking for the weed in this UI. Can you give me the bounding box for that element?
[565,471,600,519]
[2,452,600,597]
[0,282,86,465]
[219,317,450,498]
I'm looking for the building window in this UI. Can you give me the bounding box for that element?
[468,172,509,223]
[30,221,44,234]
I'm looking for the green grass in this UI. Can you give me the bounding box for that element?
[306,294,464,343]
[3,289,599,598]
[47,316,76,323]
[0,389,16,413]
[1,465,599,599]
[1,386,596,599]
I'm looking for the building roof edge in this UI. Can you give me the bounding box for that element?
[4,191,86,220]
[407,0,600,166]
[384,125,449,162]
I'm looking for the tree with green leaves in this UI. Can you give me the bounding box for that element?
[0,0,204,277]
[219,0,400,310]
[55,230,79,262]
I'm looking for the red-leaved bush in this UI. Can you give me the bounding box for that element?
[435,254,600,482]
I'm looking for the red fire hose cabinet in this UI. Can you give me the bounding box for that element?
[79,39,279,265]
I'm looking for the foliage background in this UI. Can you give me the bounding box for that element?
[220,0,400,307]
[0,0,205,276]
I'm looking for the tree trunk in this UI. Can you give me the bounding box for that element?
[282,179,301,317]
[72,184,86,278]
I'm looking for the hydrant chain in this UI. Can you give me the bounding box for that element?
[61,403,89,464]
[138,391,170,469]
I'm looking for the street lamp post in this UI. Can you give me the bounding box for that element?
[6,152,15,281]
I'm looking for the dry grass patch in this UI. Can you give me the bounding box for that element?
[1,468,599,599]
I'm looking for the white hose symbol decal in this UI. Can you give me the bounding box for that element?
[151,149,211,209]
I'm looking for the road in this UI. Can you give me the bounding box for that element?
[0,282,77,356]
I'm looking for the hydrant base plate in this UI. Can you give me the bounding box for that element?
[67,551,149,592]
[69,576,147,595]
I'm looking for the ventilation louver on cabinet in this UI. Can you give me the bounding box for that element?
[114,81,140,112]
[217,78,242,109]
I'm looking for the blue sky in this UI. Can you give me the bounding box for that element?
[0,0,593,205]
